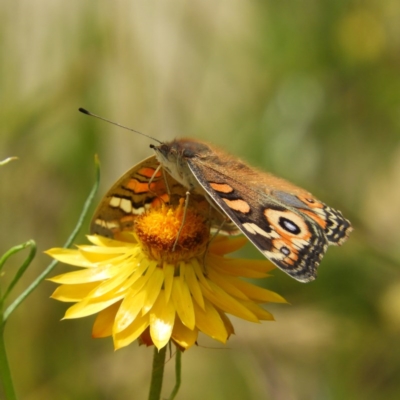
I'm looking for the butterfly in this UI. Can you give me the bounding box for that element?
[90,136,352,283]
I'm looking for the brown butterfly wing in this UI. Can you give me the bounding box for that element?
[90,156,240,238]
[90,156,168,237]
[187,158,351,282]
[265,187,352,246]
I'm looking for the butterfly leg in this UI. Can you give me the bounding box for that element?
[160,166,172,197]
[201,216,227,274]
[172,190,191,252]
[147,164,164,197]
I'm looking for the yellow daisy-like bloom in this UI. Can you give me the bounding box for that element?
[46,200,286,350]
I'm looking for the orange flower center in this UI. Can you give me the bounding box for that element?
[134,199,210,264]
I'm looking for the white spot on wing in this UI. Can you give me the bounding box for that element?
[106,221,120,230]
[94,218,105,227]
[291,238,309,250]
[109,196,121,208]
[262,249,286,261]
[242,222,277,238]
[120,198,132,213]
[132,206,145,215]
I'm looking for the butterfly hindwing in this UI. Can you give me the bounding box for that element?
[272,191,352,246]
[187,159,331,282]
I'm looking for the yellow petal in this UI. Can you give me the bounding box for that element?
[87,260,137,298]
[87,234,137,247]
[193,299,228,343]
[116,258,155,293]
[241,301,275,321]
[49,263,124,284]
[208,255,274,278]
[113,289,146,333]
[92,302,120,338]
[172,317,198,349]
[142,268,164,314]
[171,277,195,330]
[207,269,250,301]
[113,232,138,243]
[200,280,259,322]
[218,311,235,337]
[114,313,149,350]
[191,258,212,291]
[232,279,287,303]
[209,236,248,255]
[184,263,204,309]
[163,263,175,304]
[179,261,186,284]
[64,293,125,319]
[50,282,99,302]
[77,244,134,254]
[45,248,98,268]
[149,290,175,349]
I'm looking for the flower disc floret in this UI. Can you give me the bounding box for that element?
[135,200,209,264]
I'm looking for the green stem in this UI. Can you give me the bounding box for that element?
[168,347,182,400]
[148,346,167,400]
[2,241,37,302]
[0,241,33,273]
[0,326,17,400]
[0,240,36,400]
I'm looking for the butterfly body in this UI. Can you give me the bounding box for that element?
[91,138,352,283]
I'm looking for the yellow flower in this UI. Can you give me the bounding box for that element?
[46,201,286,350]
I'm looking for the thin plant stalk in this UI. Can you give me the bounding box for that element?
[148,346,167,400]
[168,347,182,400]
[0,324,16,400]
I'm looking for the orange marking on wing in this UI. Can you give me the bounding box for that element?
[274,230,310,248]
[222,198,250,213]
[285,258,294,265]
[277,231,297,241]
[151,193,170,208]
[126,179,157,194]
[302,210,327,229]
[120,215,135,223]
[138,167,162,178]
[290,252,299,261]
[272,239,299,265]
[297,195,324,209]
[210,182,233,193]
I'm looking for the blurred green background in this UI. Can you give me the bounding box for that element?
[1,1,399,399]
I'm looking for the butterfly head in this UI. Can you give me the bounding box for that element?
[150,139,210,159]
[150,139,210,191]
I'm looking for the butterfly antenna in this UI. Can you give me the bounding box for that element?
[78,108,163,144]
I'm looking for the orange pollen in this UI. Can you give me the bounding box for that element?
[134,199,210,264]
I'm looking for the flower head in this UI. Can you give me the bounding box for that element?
[46,200,286,350]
